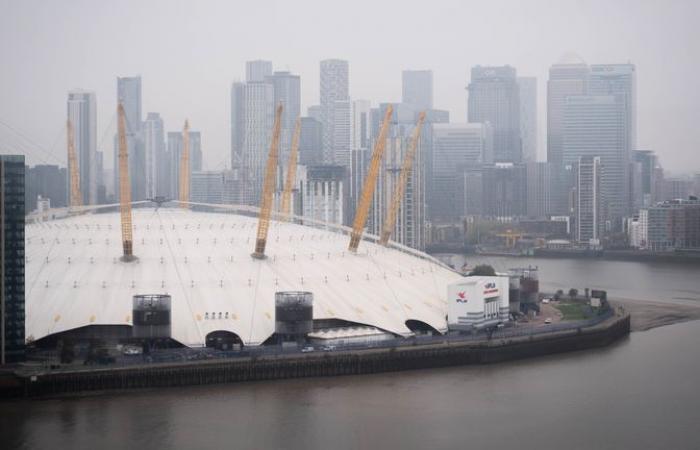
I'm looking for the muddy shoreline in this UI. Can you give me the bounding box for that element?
[613,298,700,331]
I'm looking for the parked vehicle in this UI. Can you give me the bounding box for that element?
[301,346,315,353]
[544,318,552,324]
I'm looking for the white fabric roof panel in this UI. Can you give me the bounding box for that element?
[25,208,461,347]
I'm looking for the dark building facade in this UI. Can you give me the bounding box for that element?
[1,155,25,364]
[25,164,68,212]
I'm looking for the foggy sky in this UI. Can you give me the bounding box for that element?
[1,0,699,174]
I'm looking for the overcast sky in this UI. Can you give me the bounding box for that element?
[1,0,699,174]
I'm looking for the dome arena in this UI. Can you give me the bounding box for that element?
[25,206,461,347]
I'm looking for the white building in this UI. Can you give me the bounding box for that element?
[299,165,345,225]
[574,156,603,245]
[447,276,510,330]
[25,207,461,347]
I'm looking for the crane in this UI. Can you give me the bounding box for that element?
[117,103,135,260]
[66,119,82,208]
[348,105,393,253]
[280,117,301,219]
[252,103,283,259]
[378,111,425,246]
[179,120,190,208]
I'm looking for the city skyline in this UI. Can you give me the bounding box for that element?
[1,0,699,174]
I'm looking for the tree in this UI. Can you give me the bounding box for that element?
[568,288,579,300]
[469,264,496,276]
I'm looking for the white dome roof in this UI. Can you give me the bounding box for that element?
[25,207,460,346]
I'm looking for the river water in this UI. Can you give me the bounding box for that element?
[2,257,700,450]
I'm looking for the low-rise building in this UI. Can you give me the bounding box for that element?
[447,276,510,331]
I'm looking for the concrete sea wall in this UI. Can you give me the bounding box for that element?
[1,314,630,399]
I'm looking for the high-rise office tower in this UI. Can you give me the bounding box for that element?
[547,56,589,215]
[117,76,142,133]
[633,151,658,207]
[320,59,349,164]
[115,76,145,201]
[402,70,433,111]
[299,117,323,166]
[142,112,165,198]
[25,165,67,212]
[574,156,603,244]
[370,125,426,250]
[331,100,352,168]
[526,161,553,218]
[67,89,97,205]
[589,64,636,153]
[547,56,589,167]
[517,77,537,162]
[167,130,202,200]
[563,95,627,225]
[467,66,521,163]
[191,171,225,204]
[481,163,528,218]
[230,80,274,204]
[265,71,301,165]
[0,155,25,364]
[421,109,450,220]
[246,60,273,82]
[307,105,321,122]
[431,123,493,221]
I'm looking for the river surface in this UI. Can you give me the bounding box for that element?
[2,257,700,450]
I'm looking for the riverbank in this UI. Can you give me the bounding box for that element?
[1,313,630,399]
[613,298,700,331]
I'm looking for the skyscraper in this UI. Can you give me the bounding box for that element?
[482,163,528,218]
[265,71,301,165]
[67,89,97,205]
[299,117,323,166]
[431,123,493,221]
[574,156,603,245]
[547,56,589,167]
[117,76,142,133]
[526,161,553,218]
[320,59,349,164]
[563,95,627,224]
[402,70,433,111]
[547,56,589,215]
[25,165,67,212]
[246,60,273,82]
[230,80,274,204]
[589,64,636,152]
[115,76,145,201]
[331,100,352,167]
[142,112,165,198]
[517,77,537,162]
[167,130,202,200]
[0,155,25,364]
[467,66,521,163]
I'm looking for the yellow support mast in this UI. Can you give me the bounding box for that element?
[66,119,82,208]
[378,112,426,246]
[280,117,301,219]
[179,120,190,208]
[252,103,283,259]
[348,105,393,253]
[117,104,135,260]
